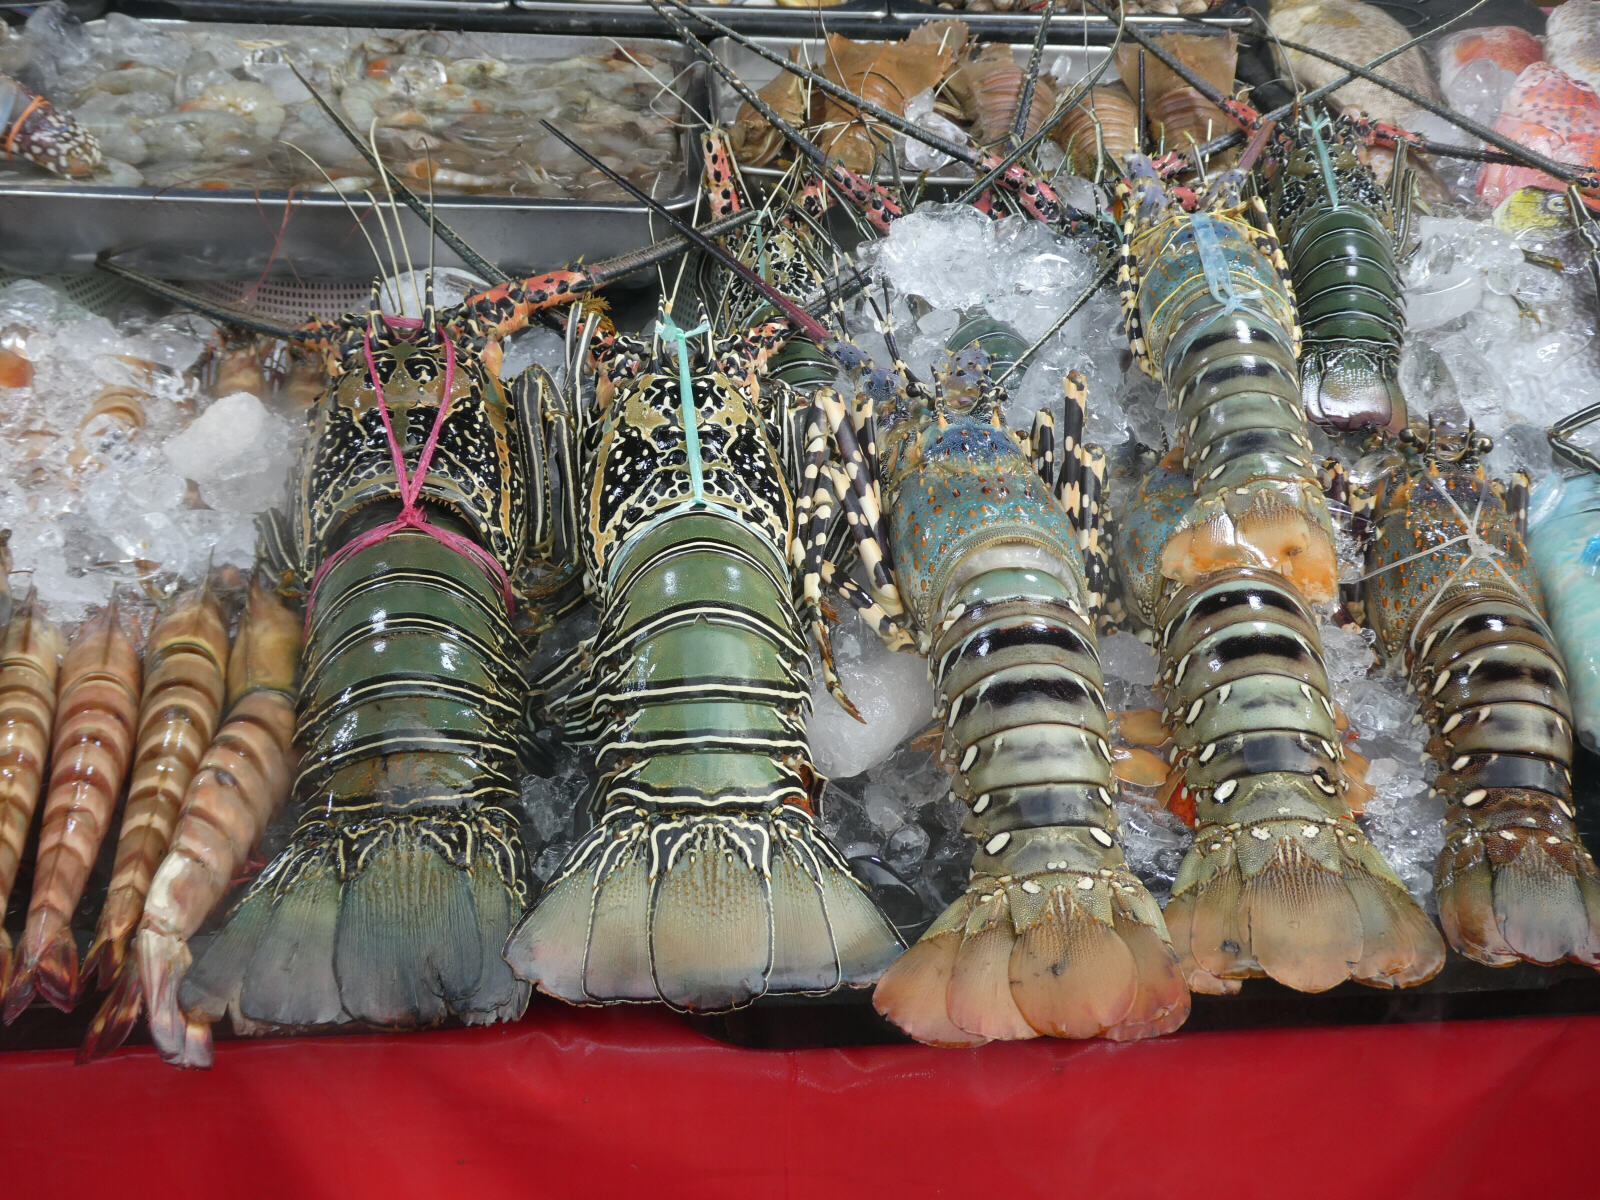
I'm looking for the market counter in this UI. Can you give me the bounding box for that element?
[2,1006,1597,1198]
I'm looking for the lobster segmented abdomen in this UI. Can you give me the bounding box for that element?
[1124,559,1443,994]
[1128,205,1338,603]
[1282,205,1407,432]
[871,401,1188,1045]
[181,529,532,1030]
[1366,459,1600,968]
[509,512,900,1011]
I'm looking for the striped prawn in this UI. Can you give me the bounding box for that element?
[3,602,141,1019]
[81,582,301,1066]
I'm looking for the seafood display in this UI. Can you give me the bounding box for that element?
[0,12,689,198]
[8,0,1600,1066]
[1352,431,1600,967]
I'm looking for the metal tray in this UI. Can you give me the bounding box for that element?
[707,34,1115,188]
[0,22,705,279]
[887,0,1253,39]
[110,0,898,36]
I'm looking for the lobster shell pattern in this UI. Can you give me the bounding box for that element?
[864,351,1189,1045]
[1052,84,1139,177]
[0,73,101,177]
[1364,443,1600,968]
[179,320,542,1035]
[1117,458,1444,993]
[504,322,901,1013]
[1265,115,1408,433]
[1118,164,1337,604]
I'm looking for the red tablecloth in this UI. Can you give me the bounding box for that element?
[3,1007,1598,1199]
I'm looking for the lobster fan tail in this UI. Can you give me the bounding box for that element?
[1301,358,1407,434]
[1164,799,1446,994]
[874,867,1190,1047]
[1436,796,1600,969]
[180,817,529,1031]
[506,807,902,1013]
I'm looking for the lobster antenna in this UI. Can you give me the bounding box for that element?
[653,0,986,171]
[362,184,405,314]
[539,120,832,345]
[994,257,1116,389]
[1265,33,1600,183]
[280,141,388,284]
[288,62,510,286]
[1011,0,1056,149]
[368,117,422,319]
[1187,0,1491,158]
[95,254,330,343]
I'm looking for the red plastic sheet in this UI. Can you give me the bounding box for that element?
[3,1006,1599,1199]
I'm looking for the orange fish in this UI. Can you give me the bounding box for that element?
[1479,63,1600,206]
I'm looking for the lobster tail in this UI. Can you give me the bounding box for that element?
[181,532,532,1031]
[509,805,897,1011]
[1152,569,1444,992]
[509,514,900,1012]
[874,567,1187,1043]
[1414,593,1600,967]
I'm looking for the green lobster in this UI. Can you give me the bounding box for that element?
[497,125,903,1012]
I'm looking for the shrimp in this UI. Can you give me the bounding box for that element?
[1,603,140,1020]
[177,80,285,140]
[81,583,228,995]
[80,583,298,1066]
[0,595,64,993]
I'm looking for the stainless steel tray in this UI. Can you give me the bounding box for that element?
[0,23,704,281]
[886,1,1252,35]
[706,34,1110,187]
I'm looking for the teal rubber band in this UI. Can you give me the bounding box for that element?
[657,313,712,503]
[1309,112,1343,212]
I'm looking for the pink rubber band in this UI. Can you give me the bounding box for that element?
[305,326,516,629]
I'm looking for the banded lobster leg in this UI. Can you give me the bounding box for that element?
[1116,457,1444,993]
[803,342,1188,1044]
[1346,431,1600,968]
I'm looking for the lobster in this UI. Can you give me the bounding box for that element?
[1344,426,1600,968]
[497,123,903,1013]
[93,138,751,1038]
[1117,154,1338,605]
[806,331,1189,1044]
[1088,17,1414,434]
[0,73,100,177]
[1115,454,1444,992]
